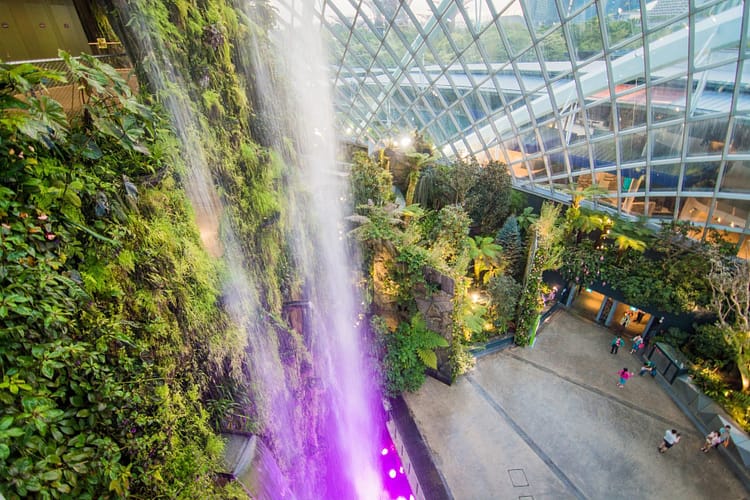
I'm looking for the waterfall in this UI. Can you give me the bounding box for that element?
[111,1,385,498]
[235,3,385,497]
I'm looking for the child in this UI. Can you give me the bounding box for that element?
[617,367,632,388]
[610,336,623,354]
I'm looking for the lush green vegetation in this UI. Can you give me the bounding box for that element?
[347,137,521,394]
[0,0,323,496]
[0,57,247,498]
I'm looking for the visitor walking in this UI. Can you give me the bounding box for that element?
[610,336,623,354]
[630,335,643,354]
[658,429,681,453]
[616,367,632,388]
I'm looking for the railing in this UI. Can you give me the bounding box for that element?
[6,53,134,88]
[6,53,137,115]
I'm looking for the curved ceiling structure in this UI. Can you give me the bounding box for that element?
[274,0,750,256]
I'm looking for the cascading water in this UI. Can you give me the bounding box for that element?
[235,3,386,497]
[110,1,391,498]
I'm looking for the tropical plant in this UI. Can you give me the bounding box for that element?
[413,158,479,210]
[427,204,471,268]
[495,215,523,280]
[516,206,538,231]
[349,149,394,210]
[606,216,650,255]
[382,313,449,396]
[705,247,750,392]
[404,151,439,205]
[515,203,564,346]
[487,274,521,333]
[465,160,513,235]
[467,235,504,284]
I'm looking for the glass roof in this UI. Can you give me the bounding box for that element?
[272,0,750,257]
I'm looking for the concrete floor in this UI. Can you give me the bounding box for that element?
[404,309,750,500]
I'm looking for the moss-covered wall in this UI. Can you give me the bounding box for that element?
[0,0,317,497]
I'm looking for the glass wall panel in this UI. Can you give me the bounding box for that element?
[650,164,681,191]
[617,92,648,130]
[647,25,689,81]
[619,131,647,163]
[714,198,749,230]
[678,196,713,225]
[567,143,590,172]
[651,124,685,160]
[502,3,533,57]
[720,160,750,193]
[683,161,720,190]
[649,196,676,217]
[539,26,569,62]
[687,118,729,155]
[559,0,595,21]
[592,139,617,167]
[621,166,646,193]
[691,65,736,116]
[586,101,613,136]
[603,8,642,49]
[568,5,602,61]
[525,0,562,31]
[730,116,750,153]
[573,172,594,188]
[477,21,508,63]
[548,147,567,176]
[643,1,688,31]
[622,195,647,215]
[529,158,549,180]
[650,81,687,123]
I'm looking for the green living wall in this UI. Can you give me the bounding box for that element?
[1,0,314,497]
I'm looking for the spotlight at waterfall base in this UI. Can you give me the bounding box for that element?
[379,425,413,499]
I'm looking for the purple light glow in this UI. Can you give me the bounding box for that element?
[379,425,414,499]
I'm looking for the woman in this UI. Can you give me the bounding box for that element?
[658,429,681,453]
[630,335,643,354]
[701,431,721,452]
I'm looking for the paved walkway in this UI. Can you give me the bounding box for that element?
[403,309,750,500]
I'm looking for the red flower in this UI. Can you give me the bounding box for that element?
[45,233,56,241]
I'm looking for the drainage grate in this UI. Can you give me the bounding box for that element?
[508,468,529,487]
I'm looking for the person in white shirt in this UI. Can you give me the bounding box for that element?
[658,429,681,453]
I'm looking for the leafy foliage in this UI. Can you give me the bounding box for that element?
[465,160,513,235]
[467,235,503,285]
[414,158,478,210]
[0,56,241,498]
[426,204,471,267]
[515,203,563,346]
[382,314,448,396]
[486,274,521,334]
[349,150,394,210]
[495,215,523,280]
